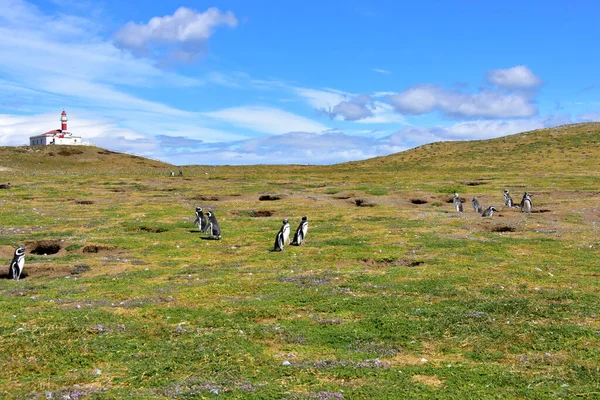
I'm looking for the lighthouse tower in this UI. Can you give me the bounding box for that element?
[60,110,68,131]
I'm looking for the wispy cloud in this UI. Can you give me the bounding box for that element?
[202,106,330,135]
[373,68,391,74]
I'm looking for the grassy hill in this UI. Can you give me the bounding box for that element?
[0,124,599,399]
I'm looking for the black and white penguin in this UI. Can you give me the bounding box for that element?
[453,193,463,213]
[281,218,291,245]
[503,189,514,208]
[274,228,285,252]
[9,247,25,280]
[205,211,222,239]
[194,207,208,233]
[482,206,497,217]
[291,216,308,246]
[472,197,483,213]
[521,192,533,213]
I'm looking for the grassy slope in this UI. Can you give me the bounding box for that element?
[0,124,598,399]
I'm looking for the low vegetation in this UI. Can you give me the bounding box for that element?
[0,123,599,398]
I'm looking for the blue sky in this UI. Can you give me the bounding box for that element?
[0,0,598,165]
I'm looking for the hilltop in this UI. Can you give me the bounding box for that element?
[0,145,171,176]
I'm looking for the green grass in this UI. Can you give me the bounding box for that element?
[0,123,599,398]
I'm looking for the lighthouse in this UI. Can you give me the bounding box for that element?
[29,110,85,146]
[60,110,68,131]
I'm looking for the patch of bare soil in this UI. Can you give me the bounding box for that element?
[250,210,275,217]
[412,375,444,387]
[259,194,282,201]
[82,244,116,253]
[353,198,375,207]
[0,245,19,259]
[361,258,424,268]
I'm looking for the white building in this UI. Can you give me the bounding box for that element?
[30,110,84,146]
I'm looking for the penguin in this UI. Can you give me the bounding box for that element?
[472,197,483,213]
[482,206,497,217]
[503,189,514,208]
[281,218,291,245]
[521,192,533,213]
[205,211,222,239]
[291,216,308,246]
[9,247,25,280]
[453,193,463,213]
[0,182,10,189]
[194,207,208,233]
[273,227,285,252]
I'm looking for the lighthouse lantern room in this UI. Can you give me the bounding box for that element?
[29,110,84,146]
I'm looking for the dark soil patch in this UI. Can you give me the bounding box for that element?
[75,200,95,205]
[259,195,281,201]
[410,199,428,205]
[250,210,275,217]
[26,239,62,255]
[490,225,517,232]
[98,150,117,155]
[57,148,84,156]
[361,258,424,267]
[532,209,552,213]
[136,226,169,233]
[465,181,487,186]
[354,199,375,207]
[82,244,115,253]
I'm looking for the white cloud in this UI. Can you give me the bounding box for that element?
[385,85,537,118]
[202,106,329,135]
[114,7,237,61]
[322,95,374,121]
[487,65,542,89]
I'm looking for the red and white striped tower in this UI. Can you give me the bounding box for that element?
[60,110,68,131]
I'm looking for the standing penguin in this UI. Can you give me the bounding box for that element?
[281,218,291,245]
[9,247,25,280]
[503,189,514,208]
[453,193,463,213]
[194,207,208,233]
[472,197,483,213]
[273,223,285,252]
[482,206,497,217]
[521,192,533,213]
[205,211,222,239]
[291,216,308,246]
